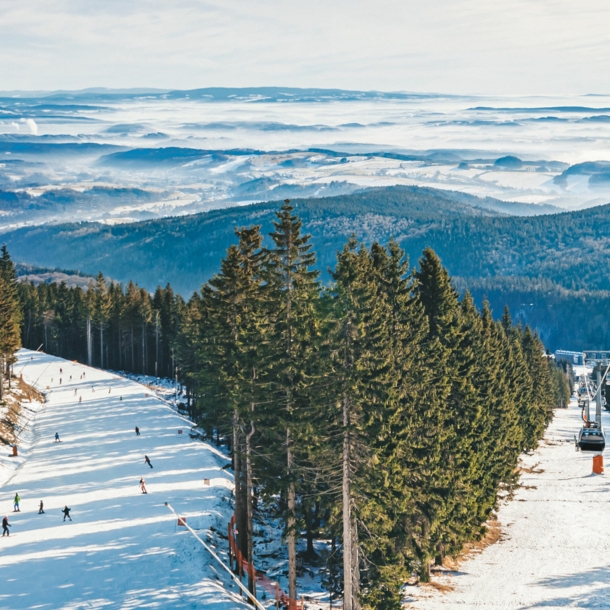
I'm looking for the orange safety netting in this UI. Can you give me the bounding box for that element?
[228,515,303,610]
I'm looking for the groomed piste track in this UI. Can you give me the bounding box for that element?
[0,349,251,610]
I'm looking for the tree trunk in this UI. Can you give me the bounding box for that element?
[351,518,360,609]
[435,542,444,566]
[246,419,256,597]
[287,430,297,608]
[304,499,316,560]
[342,394,353,610]
[87,318,92,367]
[142,324,146,375]
[419,561,431,583]
[233,412,243,562]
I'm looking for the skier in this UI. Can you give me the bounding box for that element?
[2,516,10,536]
[74,389,77,395]
[62,506,72,522]
[60,368,62,374]
[79,396,82,403]
[135,426,140,436]
[13,493,20,512]
[55,432,60,443]
[59,378,62,384]
[38,500,45,514]
[144,455,153,468]
[140,478,147,494]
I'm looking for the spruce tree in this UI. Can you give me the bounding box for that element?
[0,246,22,392]
[263,200,320,606]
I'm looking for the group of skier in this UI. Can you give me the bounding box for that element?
[2,497,72,536]
[3,366,156,539]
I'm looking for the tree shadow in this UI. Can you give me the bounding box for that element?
[524,565,610,608]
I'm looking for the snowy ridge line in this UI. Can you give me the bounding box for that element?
[165,502,266,610]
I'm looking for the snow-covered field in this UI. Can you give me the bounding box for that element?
[1,349,250,610]
[412,395,610,609]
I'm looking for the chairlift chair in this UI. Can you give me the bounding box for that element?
[578,422,606,452]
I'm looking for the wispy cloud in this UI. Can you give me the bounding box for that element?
[1,0,610,94]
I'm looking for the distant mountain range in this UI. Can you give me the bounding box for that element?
[0,184,600,291]
[0,86,444,104]
[6,184,610,350]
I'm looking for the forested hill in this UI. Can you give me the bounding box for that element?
[0,185,582,294]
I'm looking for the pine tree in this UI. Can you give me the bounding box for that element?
[0,246,22,393]
[263,200,320,606]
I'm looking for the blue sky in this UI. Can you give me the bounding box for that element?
[2,0,609,94]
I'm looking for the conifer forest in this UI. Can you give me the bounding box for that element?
[8,201,569,609]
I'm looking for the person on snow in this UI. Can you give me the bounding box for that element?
[79,396,82,403]
[144,455,153,468]
[2,516,10,536]
[55,432,60,443]
[13,493,20,512]
[140,478,147,494]
[38,500,45,514]
[62,506,72,522]
[135,426,140,436]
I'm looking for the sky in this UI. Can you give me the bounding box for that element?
[2,0,610,95]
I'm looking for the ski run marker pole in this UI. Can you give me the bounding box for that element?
[164,502,266,610]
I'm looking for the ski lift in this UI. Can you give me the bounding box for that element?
[578,422,606,452]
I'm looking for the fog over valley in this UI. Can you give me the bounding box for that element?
[3,87,610,230]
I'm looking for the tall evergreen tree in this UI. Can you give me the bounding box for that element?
[263,200,320,607]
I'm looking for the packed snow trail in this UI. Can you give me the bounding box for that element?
[0,349,249,610]
[413,393,610,609]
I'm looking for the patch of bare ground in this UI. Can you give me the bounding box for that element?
[425,580,454,593]
[414,518,503,599]
[444,518,503,571]
[0,375,43,446]
[518,461,544,475]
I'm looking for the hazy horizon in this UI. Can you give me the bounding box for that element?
[3,1,610,95]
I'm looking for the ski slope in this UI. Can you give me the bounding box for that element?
[412,394,610,609]
[1,349,249,610]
